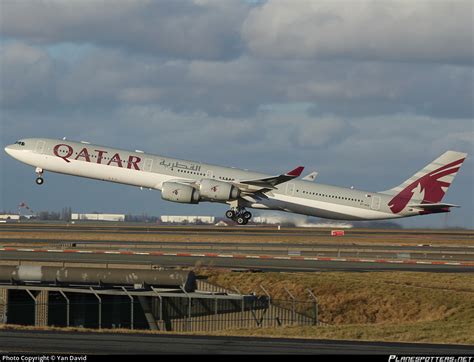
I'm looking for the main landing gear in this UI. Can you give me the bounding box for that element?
[225,208,252,225]
[35,167,44,185]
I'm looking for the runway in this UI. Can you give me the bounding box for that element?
[1,329,473,354]
[2,248,473,272]
[1,223,473,272]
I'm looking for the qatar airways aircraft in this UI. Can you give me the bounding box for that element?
[4,138,467,225]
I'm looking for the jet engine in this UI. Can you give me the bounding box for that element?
[161,182,200,204]
[199,179,240,201]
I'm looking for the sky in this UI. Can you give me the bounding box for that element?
[0,0,473,228]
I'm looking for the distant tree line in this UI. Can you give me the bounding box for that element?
[36,207,72,221]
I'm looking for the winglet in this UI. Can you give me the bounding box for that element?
[302,171,318,182]
[287,166,304,177]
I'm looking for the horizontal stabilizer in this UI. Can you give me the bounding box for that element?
[408,203,460,210]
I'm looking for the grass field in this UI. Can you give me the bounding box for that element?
[0,229,473,246]
[203,270,474,344]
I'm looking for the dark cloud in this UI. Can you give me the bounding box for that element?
[2,44,472,120]
[0,43,56,108]
[1,0,249,60]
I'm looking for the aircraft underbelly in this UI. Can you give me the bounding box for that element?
[250,194,398,221]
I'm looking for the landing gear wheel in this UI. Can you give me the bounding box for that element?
[225,210,236,219]
[236,216,247,225]
[35,177,44,185]
[243,211,252,220]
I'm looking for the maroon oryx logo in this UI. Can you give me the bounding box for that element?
[211,185,219,192]
[172,189,179,195]
[388,158,464,213]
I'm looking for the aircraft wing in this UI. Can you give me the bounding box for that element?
[407,203,460,210]
[167,167,305,195]
[237,166,304,192]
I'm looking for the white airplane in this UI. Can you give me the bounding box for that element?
[4,138,467,225]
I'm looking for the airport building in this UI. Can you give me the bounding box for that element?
[160,216,215,224]
[71,213,125,222]
[0,214,20,221]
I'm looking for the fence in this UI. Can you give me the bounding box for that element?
[0,282,319,332]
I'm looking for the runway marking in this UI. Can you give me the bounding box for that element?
[1,247,473,267]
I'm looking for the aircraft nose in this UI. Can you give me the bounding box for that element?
[4,145,13,156]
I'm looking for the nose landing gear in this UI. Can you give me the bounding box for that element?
[225,208,252,225]
[35,167,44,185]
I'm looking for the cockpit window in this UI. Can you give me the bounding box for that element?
[14,141,26,146]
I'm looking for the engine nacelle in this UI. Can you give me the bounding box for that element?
[199,179,240,201]
[161,182,200,204]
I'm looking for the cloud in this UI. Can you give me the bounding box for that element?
[1,0,250,60]
[295,117,347,147]
[0,42,55,107]
[3,43,471,120]
[242,0,474,64]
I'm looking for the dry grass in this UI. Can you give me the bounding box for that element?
[0,230,473,246]
[202,270,474,344]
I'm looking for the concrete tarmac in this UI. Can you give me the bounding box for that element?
[2,250,473,272]
[1,330,474,354]
[1,223,473,272]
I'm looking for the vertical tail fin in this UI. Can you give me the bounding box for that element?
[380,151,467,213]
